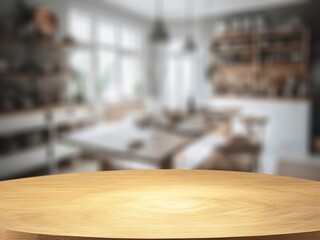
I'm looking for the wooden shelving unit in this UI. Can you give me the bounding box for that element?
[0,26,94,179]
[0,31,74,114]
[211,27,310,99]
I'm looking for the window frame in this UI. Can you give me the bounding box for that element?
[68,8,145,104]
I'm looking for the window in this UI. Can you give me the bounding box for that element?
[69,10,92,44]
[163,39,197,110]
[121,55,141,98]
[98,22,116,46]
[98,51,117,101]
[70,50,94,101]
[121,27,139,50]
[68,10,144,103]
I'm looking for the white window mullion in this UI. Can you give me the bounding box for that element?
[117,23,123,100]
[70,10,144,104]
[92,14,99,103]
[68,9,95,103]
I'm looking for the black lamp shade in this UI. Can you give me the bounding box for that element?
[150,19,170,43]
[185,37,196,52]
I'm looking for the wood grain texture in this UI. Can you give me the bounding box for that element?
[0,170,320,240]
[1,229,320,240]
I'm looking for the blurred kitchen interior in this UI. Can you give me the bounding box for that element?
[0,0,320,181]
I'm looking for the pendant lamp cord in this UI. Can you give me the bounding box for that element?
[190,0,195,37]
[156,0,164,20]
[185,0,188,37]
[185,0,194,37]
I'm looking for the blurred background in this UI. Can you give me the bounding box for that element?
[0,0,319,181]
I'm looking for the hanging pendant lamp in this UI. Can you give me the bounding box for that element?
[185,0,196,52]
[185,36,196,52]
[150,0,170,43]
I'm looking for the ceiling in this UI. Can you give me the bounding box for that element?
[103,0,307,21]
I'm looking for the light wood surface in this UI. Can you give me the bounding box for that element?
[1,170,320,240]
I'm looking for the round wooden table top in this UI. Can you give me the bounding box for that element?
[1,170,320,240]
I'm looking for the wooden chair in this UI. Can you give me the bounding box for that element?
[203,107,241,138]
[197,136,261,172]
[240,115,268,142]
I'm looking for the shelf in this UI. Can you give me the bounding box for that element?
[0,103,90,117]
[0,145,46,179]
[213,29,305,41]
[261,63,307,74]
[0,71,70,81]
[211,27,310,95]
[0,110,47,135]
[211,28,309,65]
[0,105,54,117]
[213,33,254,43]
[260,29,305,38]
[0,34,74,50]
[214,95,309,103]
[214,48,253,55]
[215,63,308,76]
[261,44,302,52]
[0,104,94,136]
[215,64,258,70]
[0,143,81,180]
